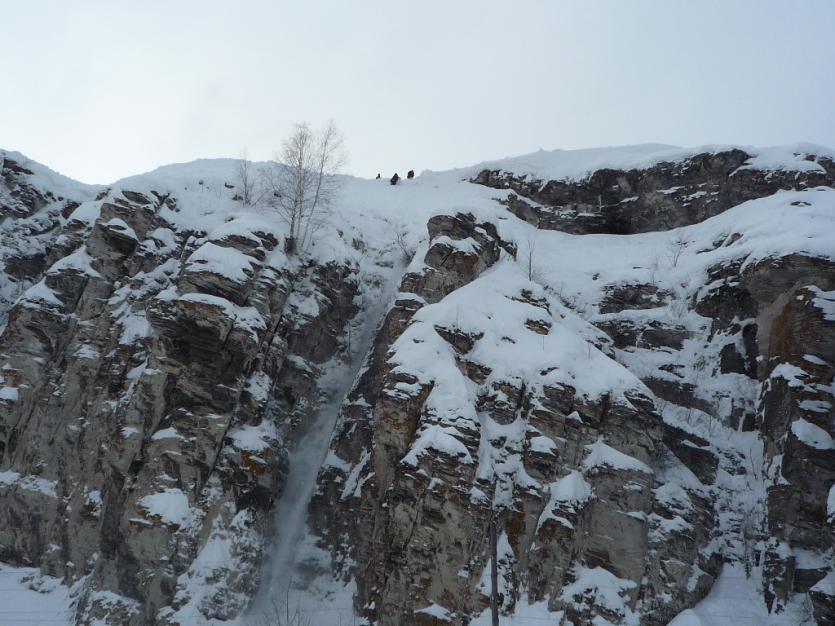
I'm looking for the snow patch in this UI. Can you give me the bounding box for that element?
[137,488,201,529]
[581,438,652,474]
[791,418,834,450]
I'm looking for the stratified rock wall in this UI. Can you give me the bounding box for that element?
[310,149,835,625]
[0,168,359,624]
[473,149,835,234]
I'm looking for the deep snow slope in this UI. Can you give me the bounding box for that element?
[0,144,833,625]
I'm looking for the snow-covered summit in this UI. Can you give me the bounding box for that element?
[0,148,101,201]
[438,141,835,183]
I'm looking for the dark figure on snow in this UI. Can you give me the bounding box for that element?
[375,173,381,179]
[407,170,415,179]
[390,173,400,185]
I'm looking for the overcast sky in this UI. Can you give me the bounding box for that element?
[2,0,834,184]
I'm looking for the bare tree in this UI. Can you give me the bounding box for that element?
[525,234,537,281]
[666,231,688,268]
[382,217,416,263]
[256,592,312,626]
[234,149,257,206]
[489,514,499,626]
[262,120,346,254]
[648,250,661,285]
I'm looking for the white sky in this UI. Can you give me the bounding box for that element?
[2,0,834,184]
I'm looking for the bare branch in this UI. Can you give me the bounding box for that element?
[234,148,257,206]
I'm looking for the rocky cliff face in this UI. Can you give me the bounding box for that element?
[473,148,835,234]
[0,145,833,625]
[0,154,362,624]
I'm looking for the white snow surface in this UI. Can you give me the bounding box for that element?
[669,564,814,625]
[0,564,74,626]
[791,418,834,450]
[0,470,58,497]
[137,488,201,529]
[581,437,653,474]
[0,148,102,201]
[184,241,261,282]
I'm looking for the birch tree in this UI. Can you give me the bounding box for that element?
[262,120,346,254]
[234,149,257,206]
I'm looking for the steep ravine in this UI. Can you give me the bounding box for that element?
[247,246,406,624]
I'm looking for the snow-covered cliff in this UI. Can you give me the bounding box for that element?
[0,144,833,625]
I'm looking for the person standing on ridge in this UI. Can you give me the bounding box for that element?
[375,173,381,179]
[390,172,400,185]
